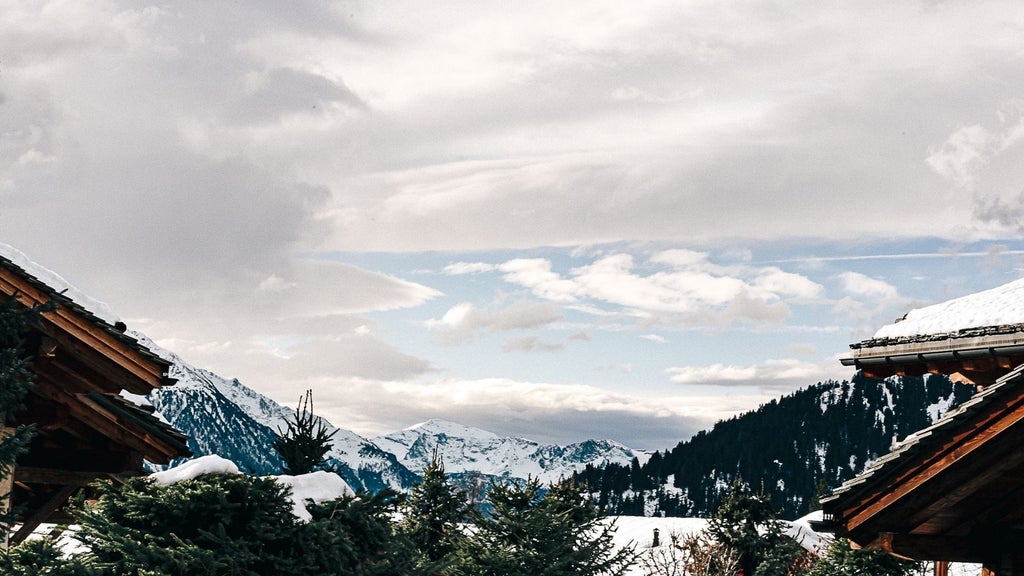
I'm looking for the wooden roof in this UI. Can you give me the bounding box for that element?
[821,362,1024,566]
[841,324,1024,386]
[1,252,190,542]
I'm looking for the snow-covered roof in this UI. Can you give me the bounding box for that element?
[874,277,1024,340]
[0,242,120,325]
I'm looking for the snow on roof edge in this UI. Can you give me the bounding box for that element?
[873,277,1024,340]
[0,242,120,325]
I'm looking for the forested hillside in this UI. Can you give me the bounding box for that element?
[574,372,975,519]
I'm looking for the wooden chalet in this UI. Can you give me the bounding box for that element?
[0,251,190,544]
[822,283,1024,576]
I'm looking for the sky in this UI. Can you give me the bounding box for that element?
[4,1,1024,450]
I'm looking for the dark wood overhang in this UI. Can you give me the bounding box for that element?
[820,363,1024,567]
[841,324,1024,386]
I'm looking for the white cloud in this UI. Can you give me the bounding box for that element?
[836,271,899,300]
[667,358,849,390]
[443,262,496,275]
[641,334,668,344]
[296,376,775,448]
[926,124,994,188]
[753,267,824,299]
[428,300,562,344]
[493,252,819,328]
[498,259,580,303]
[502,336,565,353]
[650,249,709,267]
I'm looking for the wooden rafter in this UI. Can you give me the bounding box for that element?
[0,266,165,393]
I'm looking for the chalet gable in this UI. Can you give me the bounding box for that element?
[825,277,1024,575]
[0,248,190,544]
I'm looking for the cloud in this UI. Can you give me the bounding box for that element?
[926,124,994,188]
[667,358,849,391]
[836,272,899,300]
[641,334,668,344]
[443,262,497,275]
[429,300,562,344]
[502,336,565,353]
[300,376,772,448]
[498,259,580,303]
[974,191,1024,235]
[493,252,820,328]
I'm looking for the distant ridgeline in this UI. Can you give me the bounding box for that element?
[573,372,975,519]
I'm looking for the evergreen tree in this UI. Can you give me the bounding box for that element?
[0,296,45,533]
[706,480,807,576]
[0,537,101,575]
[274,389,338,475]
[75,473,312,575]
[73,471,422,576]
[805,538,918,576]
[305,489,422,576]
[446,477,636,576]
[401,451,467,573]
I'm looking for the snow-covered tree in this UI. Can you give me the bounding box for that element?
[71,472,421,576]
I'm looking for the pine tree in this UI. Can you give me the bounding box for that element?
[274,389,338,475]
[446,477,636,576]
[75,473,312,575]
[305,489,422,576]
[706,480,807,576]
[0,296,43,534]
[805,537,918,576]
[401,451,468,573]
[72,472,420,576]
[0,537,101,575]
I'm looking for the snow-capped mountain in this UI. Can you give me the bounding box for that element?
[137,334,643,492]
[137,334,418,492]
[374,418,645,484]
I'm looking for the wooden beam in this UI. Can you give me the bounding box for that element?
[13,467,115,486]
[9,485,77,545]
[877,533,985,563]
[878,530,1024,565]
[26,361,178,460]
[0,266,166,391]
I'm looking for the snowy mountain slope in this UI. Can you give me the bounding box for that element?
[578,372,976,519]
[374,418,647,484]
[138,336,640,492]
[137,334,418,491]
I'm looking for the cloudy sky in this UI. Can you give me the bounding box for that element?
[4,0,1024,449]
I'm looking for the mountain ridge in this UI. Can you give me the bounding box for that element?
[136,334,646,491]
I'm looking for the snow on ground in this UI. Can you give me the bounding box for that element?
[875,277,1024,339]
[0,242,120,325]
[607,512,981,576]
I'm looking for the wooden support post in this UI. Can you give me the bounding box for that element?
[934,561,949,576]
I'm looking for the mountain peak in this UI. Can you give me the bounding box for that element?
[403,418,499,440]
